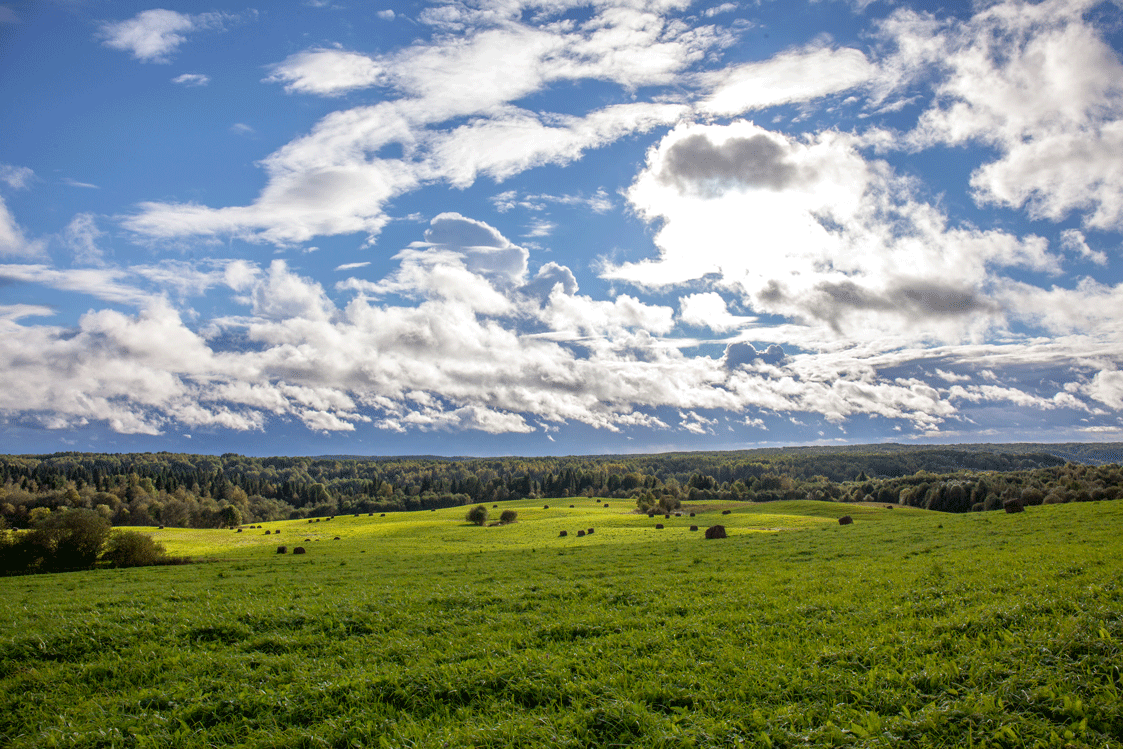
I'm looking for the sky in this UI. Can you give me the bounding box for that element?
[1,0,1123,458]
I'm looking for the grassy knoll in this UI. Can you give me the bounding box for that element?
[2,500,1121,748]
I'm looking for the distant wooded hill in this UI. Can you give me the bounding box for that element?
[0,443,1119,529]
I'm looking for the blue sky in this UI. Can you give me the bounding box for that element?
[1,0,1122,457]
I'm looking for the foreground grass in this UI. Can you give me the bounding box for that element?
[1,500,1121,748]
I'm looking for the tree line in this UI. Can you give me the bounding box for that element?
[0,446,1098,530]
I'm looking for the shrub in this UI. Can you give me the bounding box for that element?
[500,509,518,524]
[31,509,111,571]
[103,530,167,568]
[466,505,489,526]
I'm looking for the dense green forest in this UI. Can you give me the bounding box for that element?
[1,443,1120,530]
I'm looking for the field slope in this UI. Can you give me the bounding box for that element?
[2,499,1121,748]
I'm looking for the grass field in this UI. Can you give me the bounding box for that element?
[2,499,1121,748]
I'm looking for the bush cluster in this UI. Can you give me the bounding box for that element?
[0,508,172,575]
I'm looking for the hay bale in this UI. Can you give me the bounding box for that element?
[705,525,727,539]
[570,504,575,508]
[664,514,670,518]
[604,503,609,508]
[276,545,287,554]
[721,510,731,515]
[493,505,498,508]
[309,519,314,523]
[559,530,568,537]
[689,512,695,517]
[333,536,341,540]
[158,525,165,529]
[1004,499,1024,513]
[886,505,893,509]
[690,525,699,531]
[236,528,243,533]
[648,512,656,518]
[369,512,374,516]
[380,513,386,517]
[304,538,311,541]
[264,530,271,535]
[293,547,306,555]
[655,523,664,529]
[587,528,594,534]
[577,530,586,537]
[544,505,550,509]
[838,515,853,525]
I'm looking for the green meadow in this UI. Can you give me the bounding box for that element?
[2,499,1121,748]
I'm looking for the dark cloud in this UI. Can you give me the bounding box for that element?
[658,133,803,197]
[761,279,998,330]
[724,341,786,369]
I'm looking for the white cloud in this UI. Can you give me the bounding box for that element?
[679,292,754,332]
[99,10,236,64]
[604,120,1064,342]
[122,4,721,246]
[894,0,1123,230]
[700,45,876,116]
[230,123,255,136]
[62,177,99,189]
[264,49,386,96]
[172,73,210,86]
[1059,228,1108,266]
[63,213,105,265]
[0,163,34,190]
[0,199,46,259]
[335,261,371,271]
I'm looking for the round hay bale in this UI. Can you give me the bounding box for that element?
[690,525,699,531]
[380,513,386,517]
[369,512,374,516]
[333,536,341,540]
[559,530,568,537]
[304,538,311,541]
[587,528,594,534]
[655,523,664,529]
[544,505,550,509]
[664,514,670,518]
[838,515,853,525]
[293,547,306,555]
[276,545,287,554]
[721,510,731,515]
[577,530,586,537]
[886,505,893,509]
[689,512,695,517]
[236,528,243,533]
[1004,499,1024,513]
[158,525,164,529]
[648,512,656,518]
[603,503,609,508]
[705,525,727,539]
[264,530,271,535]
[570,504,575,508]
[309,519,314,523]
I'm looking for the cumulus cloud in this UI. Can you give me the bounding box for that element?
[604,120,1063,341]
[264,48,386,96]
[895,0,1123,230]
[99,10,237,63]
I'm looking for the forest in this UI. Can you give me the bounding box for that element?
[0,443,1121,530]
